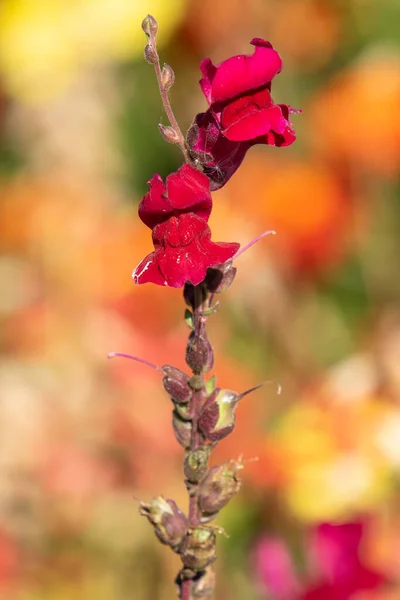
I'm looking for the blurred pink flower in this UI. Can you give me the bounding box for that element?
[254,522,386,600]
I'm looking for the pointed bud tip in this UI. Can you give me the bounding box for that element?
[141,14,158,36]
[158,124,180,144]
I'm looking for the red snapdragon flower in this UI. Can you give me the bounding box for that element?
[188,38,298,190]
[138,163,212,228]
[133,213,239,288]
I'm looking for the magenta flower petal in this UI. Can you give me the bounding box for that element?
[223,105,290,142]
[138,164,212,229]
[220,88,273,130]
[209,39,282,103]
[199,57,217,105]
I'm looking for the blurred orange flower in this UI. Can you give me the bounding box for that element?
[217,156,352,275]
[309,53,400,176]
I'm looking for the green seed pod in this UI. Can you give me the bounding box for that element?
[184,448,209,483]
[180,527,216,571]
[199,383,263,442]
[140,496,187,550]
[198,460,243,515]
[198,388,238,442]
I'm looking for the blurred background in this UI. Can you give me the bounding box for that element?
[0,0,400,598]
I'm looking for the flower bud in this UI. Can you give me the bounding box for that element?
[173,410,192,449]
[186,331,214,374]
[141,14,158,36]
[198,460,242,515]
[180,527,216,571]
[140,496,187,550]
[205,262,237,294]
[158,124,180,144]
[198,388,238,442]
[184,448,209,483]
[144,43,157,64]
[162,366,192,404]
[161,64,175,90]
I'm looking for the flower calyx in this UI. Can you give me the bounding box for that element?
[140,496,187,550]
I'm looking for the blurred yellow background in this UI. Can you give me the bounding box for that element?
[0,0,400,598]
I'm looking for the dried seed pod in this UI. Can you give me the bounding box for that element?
[198,460,243,515]
[162,366,192,404]
[186,331,214,374]
[180,527,216,571]
[172,410,192,449]
[140,496,187,550]
[184,448,209,483]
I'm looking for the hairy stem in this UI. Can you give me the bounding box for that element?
[149,32,191,163]
[181,286,208,600]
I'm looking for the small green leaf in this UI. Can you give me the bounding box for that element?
[184,309,194,328]
[205,375,217,395]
